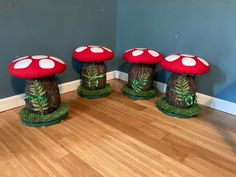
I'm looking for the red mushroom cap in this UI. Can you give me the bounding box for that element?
[8,55,66,79]
[161,54,210,75]
[73,45,114,63]
[123,48,164,65]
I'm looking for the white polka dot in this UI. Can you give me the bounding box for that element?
[32,55,48,59]
[132,50,144,56]
[180,54,194,57]
[75,46,87,53]
[165,55,180,62]
[39,59,55,69]
[13,56,29,62]
[148,50,159,57]
[125,48,134,53]
[135,48,146,50]
[182,58,196,66]
[90,47,104,53]
[50,56,65,64]
[198,57,209,66]
[14,59,32,69]
[102,47,112,52]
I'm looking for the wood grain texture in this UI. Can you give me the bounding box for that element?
[0,79,236,177]
[81,62,107,90]
[128,64,154,91]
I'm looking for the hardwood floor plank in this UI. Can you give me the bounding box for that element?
[70,99,187,162]
[182,155,236,177]
[56,153,103,177]
[162,134,236,174]
[58,110,203,177]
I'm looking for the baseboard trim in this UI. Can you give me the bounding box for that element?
[1,70,236,116]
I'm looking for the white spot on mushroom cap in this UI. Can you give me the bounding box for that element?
[165,55,180,62]
[13,56,28,62]
[50,56,65,64]
[124,48,134,53]
[90,47,104,53]
[75,46,87,53]
[197,57,209,66]
[180,54,194,57]
[39,59,55,69]
[14,59,32,69]
[182,58,196,66]
[102,47,112,52]
[132,50,144,56]
[32,55,48,59]
[148,50,159,57]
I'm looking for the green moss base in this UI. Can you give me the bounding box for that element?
[20,103,69,127]
[122,84,157,100]
[156,97,201,118]
[77,84,111,99]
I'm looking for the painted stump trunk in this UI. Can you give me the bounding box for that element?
[165,73,196,108]
[128,64,155,92]
[81,62,107,90]
[25,76,61,115]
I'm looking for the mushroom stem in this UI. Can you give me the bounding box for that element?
[165,73,197,108]
[128,64,155,92]
[25,75,61,115]
[81,62,107,90]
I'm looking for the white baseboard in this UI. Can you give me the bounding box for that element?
[1,70,236,116]
[0,94,25,113]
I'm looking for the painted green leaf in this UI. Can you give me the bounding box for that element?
[172,75,197,106]
[27,80,49,115]
[83,63,105,89]
[131,73,150,93]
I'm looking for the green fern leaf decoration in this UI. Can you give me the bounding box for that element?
[83,63,105,88]
[28,80,49,115]
[131,73,150,92]
[172,75,197,106]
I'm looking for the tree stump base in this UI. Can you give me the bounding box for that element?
[25,76,61,115]
[156,73,200,118]
[165,73,197,108]
[124,64,156,100]
[81,62,107,90]
[128,64,155,91]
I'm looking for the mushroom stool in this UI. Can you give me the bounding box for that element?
[122,48,164,100]
[73,45,114,99]
[8,55,69,127]
[157,54,210,118]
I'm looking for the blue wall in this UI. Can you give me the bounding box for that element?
[1,0,236,104]
[0,0,117,99]
[116,0,236,103]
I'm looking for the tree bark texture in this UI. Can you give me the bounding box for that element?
[128,64,155,92]
[25,76,61,115]
[165,73,196,108]
[81,62,107,90]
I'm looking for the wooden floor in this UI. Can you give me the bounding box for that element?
[0,80,236,177]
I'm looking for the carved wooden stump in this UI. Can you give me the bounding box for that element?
[128,64,155,92]
[81,62,107,90]
[165,73,196,108]
[25,76,61,115]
